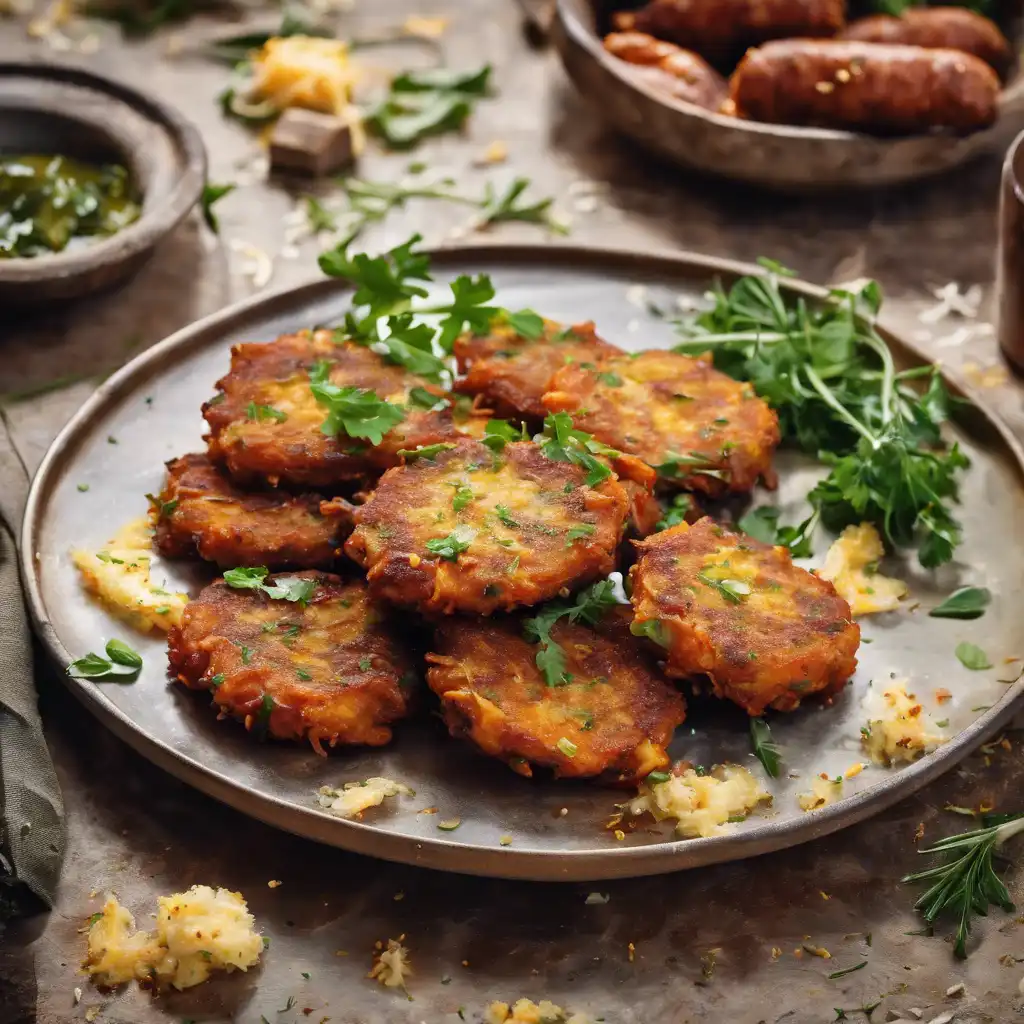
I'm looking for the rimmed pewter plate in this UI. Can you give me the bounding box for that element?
[22,244,1024,881]
[553,0,1024,191]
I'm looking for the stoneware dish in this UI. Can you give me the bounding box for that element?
[0,62,206,303]
[553,0,1024,191]
[22,244,1024,881]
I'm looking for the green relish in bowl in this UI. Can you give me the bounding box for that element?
[0,154,141,259]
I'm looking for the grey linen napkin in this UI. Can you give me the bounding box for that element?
[0,416,65,912]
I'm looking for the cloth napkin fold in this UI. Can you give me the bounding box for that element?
[0,417,65,912]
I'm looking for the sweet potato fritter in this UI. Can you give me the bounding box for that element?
[203,331,454,489]
[543,350,780,495]
[345,438,639,615]
[426,608,684,781]
[630,518,859,715]
[168,572,416,752]
[453,319,621,422]
[153,453,351,569]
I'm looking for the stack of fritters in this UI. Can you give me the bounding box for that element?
[161,317,858,782]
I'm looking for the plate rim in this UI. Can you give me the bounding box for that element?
[21,241,1024,881]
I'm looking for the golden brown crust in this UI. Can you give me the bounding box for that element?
[613,0,845,64]
[603,31,728,109]
[453,319,621,423]
[542,350,780,495]
[153,453,351,569]
[344,438,634,615]
[426,608,684,781]
[629,517,859,715]
[203,331,455,489]
[167,572,415,752]
[730,40,1000,135]
[839,9,1011,78]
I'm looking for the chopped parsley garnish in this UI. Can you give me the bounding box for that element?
[451,482,474,512]
[538,412,618,487]
[223,566,316,604]
[495,504,519,528]
[737,505,814,557]
[246,401,287,423]
[565,524,596,546]
[425,525,475,562]
[296,668,312,681]
[397,442,456,462]
[654,451,726,483]
[67,638,143,682]
[504,308,544,338]
[929,587,991,621]
[556,737,578,757]
[239,645,253,665]
[482,418,528,452]
[655,493,694,532]
[309,361,406,445]
[955,642,992,671]
[697,571,750,604]
[145,492,178,519]
[646,771,672,785]
[408,386,447,410]
[359,657,372,671]
[596,371,623,387]
[523,580,622,686]
[201,181,236,233]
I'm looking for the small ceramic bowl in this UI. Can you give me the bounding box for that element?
[0,63,206,302]
[553,0,1024,192]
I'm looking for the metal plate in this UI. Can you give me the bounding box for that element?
[21,244,1024,881]
[553,0,1024,192]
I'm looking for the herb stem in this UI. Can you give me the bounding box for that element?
[803,365,877,445]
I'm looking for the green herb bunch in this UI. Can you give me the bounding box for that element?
[675,260,968,567]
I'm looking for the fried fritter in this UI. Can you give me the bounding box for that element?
[543,350,780,495]
[204,331,454,489]
[453,319,621,423]
[153,453,351,569]
[345,438,640,615]
[630,518,859,715]
[168,572,416,752]
[426,608,684,781]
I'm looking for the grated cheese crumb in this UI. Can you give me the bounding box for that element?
[818,523,906,617]
[629,764,770,838]
[798,774,843,812]
[403,15,447,38]
[317,778,412,819]
[84,887,262,991]
[369,937,411,991]
[485,999,591,1024]
[861,680,946,765]
[251,36,355,116]
[72,517,188,633]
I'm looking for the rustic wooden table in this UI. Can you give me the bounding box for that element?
[2,3,1024,1022]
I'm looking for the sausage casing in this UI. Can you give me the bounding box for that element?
[730,40,1000,135]
[839,7,1012,78]
[603,31,728,110]
[612,0,846,64]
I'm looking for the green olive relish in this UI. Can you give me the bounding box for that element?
[0,155,141,258]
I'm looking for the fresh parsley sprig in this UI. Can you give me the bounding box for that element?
[538,412,619,487]
[223,567,316,604]
[68,638,143,682]
[675,263,968,568]
[522,580,623,686]
[475,177,569,235]
[309,361,406,444]
[903,813,1024,958]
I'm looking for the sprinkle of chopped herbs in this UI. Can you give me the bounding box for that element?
[359,657,372,671]
[146,493,178,519]
[240,645,253,665]
[596,371,623,387]
[201,182,236,233]
[565,524,596,546]
[538,412,617,487]
[309,361,406,445]
[556,737,578,757]
[246,401,287,423]
[223,566,316,604]
[482,418,528,452]
[476,176,568,235]
[655,493,694,532]
[451,482,474,511]
[209,673,224,689]
[697,571,750,604]
[495,504,519,528]
[955,642,992,671]
[296,668,312,681]
[426,525,475,562]
[398,442,457,462]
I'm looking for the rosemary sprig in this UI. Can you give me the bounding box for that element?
[902,813,1024,958]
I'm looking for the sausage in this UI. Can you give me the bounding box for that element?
[603,31,728,110]
[730,40,1000,135]
[839,8,1012,78]
[612,0,846,65]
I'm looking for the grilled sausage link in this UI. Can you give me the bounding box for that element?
[730,40,1000,135]
[839,7,1012,78]
[603,31,728,110]
[612,0,846,64]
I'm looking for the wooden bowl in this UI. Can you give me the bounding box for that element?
[0,63,206,303]
[553,0,1024,191]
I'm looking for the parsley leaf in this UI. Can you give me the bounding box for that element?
[68,639,143,682]
[565,524,596,546]
[476,176,568,235]
[201,181,236,233]
[655,493,694,532]
[482,418,528,452]
[246,401,287,423]
[309,362,405,444]
[522,580,622,686]
[930,587,991,621]
[451,483,474,511]
[538,412,617,487]
[223,567,316,604]
[504,309,545,339]
[697,571,751,604]
[750,717,781,777]
[397,443,456,462]
[436,274,500,353]
[955,642,992,671]
[425,524,476,561]
[495,503,519,528]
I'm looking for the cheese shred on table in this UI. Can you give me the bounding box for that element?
[861,680,947,765]
[84,886,262,990]
[818,523,907,617]
[486,999,592,1024]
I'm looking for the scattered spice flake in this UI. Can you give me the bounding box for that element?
[627,942,635,963]
[934,688,953,704]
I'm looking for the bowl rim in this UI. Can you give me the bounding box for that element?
[0,61,207,283]
[555,0,1024,146]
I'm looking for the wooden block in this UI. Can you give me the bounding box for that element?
[269,108,356,176]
